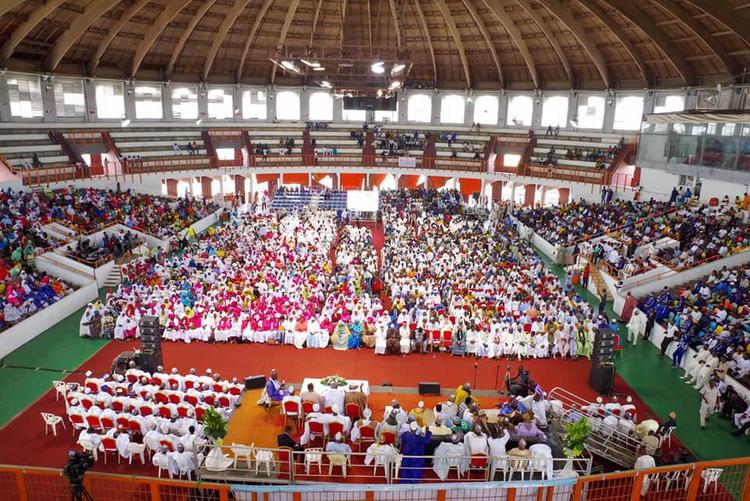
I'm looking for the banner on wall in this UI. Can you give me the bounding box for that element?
[398,156,417,168]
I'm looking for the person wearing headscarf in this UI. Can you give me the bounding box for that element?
[398,423,432,483]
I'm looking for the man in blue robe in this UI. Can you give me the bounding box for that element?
[399,423,432,483]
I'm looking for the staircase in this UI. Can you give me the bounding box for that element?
[422,132,437,169]
[102,264,122,289]
[580,255,607,297]
[548,387,642,468]
[201,131,218,169]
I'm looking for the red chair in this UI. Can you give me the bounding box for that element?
[177,406,189,418]
[80,398,93,410]
[470,453,488,469]
[168,393,181,405]
[195,407,206,422]
[204,395,215,406]
[69,414,86,433]
[357,424,376,451]
[283,400,302,427]
[308,421,325,443]
[139,390,150,399]
[139,405,153,417]
[154,393,169,404]
[613,335,624,357]
[159,440,174,452]
[612,408,622,417]
[111,401,124,413]
[218,396,231,408]
[100,417,115,429]
[381,431,396,445]
[158,407,172,419]
[128,420,143,435]
[301,401,315,415]
[85,415,102,431]
[345,403,361,421]
[327,421,345,443]
[229,386,241,396]
[442,331,452,349]
[168,378,180,389]
[85,382,99,393]
[116,416,130,430]
[126,374,138,384]
[184,380,195,389]
[213,384,224,393]
[100,437,119,464]
[184,395,198,406]
[324,406,333,414]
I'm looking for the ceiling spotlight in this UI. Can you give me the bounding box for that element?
[389,81,401,90]
[281,60,301,73]
[346,92,353,98]
[320,81,332,88]
[377,89,383,97]
[371,62,385,74]
[313,66,326,71]
[391,63,406,75]
[300,58,321,68]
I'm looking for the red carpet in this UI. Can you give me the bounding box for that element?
[0,338,667,476]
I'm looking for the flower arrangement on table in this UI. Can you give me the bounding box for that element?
[320,375,348,387]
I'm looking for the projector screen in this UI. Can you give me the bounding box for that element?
[347,190,379,212]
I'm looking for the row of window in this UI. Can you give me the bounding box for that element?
[5,75,683,131]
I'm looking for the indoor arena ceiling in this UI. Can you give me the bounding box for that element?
[1,0,750,90]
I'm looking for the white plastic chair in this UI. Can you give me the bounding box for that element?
[701,468,724,493]
[328,453,348,477]
[444,452,464,480]
[254,448,274,476]
[231,442,254,469]
[127,443,146,464]
[659,426,676,448]
[41,413,65,436]
[490,455,509,481]
[304,447,323,475]
[77,438,98,461]
[53,381,68,402]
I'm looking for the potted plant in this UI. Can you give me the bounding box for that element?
[560,417,593,476]
[202,407,233,471]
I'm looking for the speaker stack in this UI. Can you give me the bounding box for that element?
[589,327,616,395]
[139,316,164,373]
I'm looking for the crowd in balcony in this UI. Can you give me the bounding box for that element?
[67,230,141,265]
[375,129,426,156]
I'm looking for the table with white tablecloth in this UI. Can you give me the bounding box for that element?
[301,378,370,395]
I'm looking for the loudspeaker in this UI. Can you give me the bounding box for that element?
[418,382,441,395]
[245,375,266,390]
[589,363,615,395]
[139,352,163,374]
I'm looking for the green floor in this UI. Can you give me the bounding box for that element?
[2,251,750,461]
[0,291,109,425]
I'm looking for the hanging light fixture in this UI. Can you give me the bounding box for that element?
[391,63,406,75]
[371,62,385,74]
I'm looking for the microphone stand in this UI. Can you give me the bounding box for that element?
[473,362,478,389]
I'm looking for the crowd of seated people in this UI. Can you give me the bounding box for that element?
[375,129,427,156]
[380,189,463,217]
[0,267,72,331]
[64,363,243,477]
[381,202,600,360]
[67,230,141,264]
[514,199,675,246]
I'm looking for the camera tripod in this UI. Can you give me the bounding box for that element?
[67,483,94,501]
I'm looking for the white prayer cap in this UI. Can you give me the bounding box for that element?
[335,432,343,441]
[160,423,170,434]
[84,388,91,394]
[313,404,320,412]
[115,374,124,382]
[71,399,79,405]
[363,408,372,418]
[596,397,603,404]
[189,368,196,374]
[410,422,418,431]
[417,401,424,409]
[206,369,212,374]
[288,386,294,393]
[85,371,93,377]
[171,368,178,374]
[157,366,164,372]
[626,396,633,403]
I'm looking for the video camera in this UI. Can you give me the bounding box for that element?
[63,450,94,494]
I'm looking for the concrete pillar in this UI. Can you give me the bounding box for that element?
[166,179,179,197]
[524,184,537,207]
[558,187,570,205]
[200,176,213,199]
[492,181,503,202]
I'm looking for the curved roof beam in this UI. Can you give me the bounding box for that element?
[432,0,471,87]
[166,0,216,78]
[414,0,437,85]
[532,0,610,88]
[481,0,540,89]
[575,0,650,85]
[201,0,253,81]
[387,0,403,50]
[45,0,120,72]
[235,0,275,82]
[649,0,740,77]
[339,0,347,49]
[602,0,694,84]
[681,0,750,48]
[130,0,192,78]
[87,0,152,74]
[310,0,324,47]
[270,0,302,83]
[0,0,66,63]
[461,0,504,88]
[514,0,574,87]
[0,1,26,18]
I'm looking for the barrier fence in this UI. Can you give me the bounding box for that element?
[1,456,748,500]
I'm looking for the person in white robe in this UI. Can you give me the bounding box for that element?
[152,446,179,476]
[399,324,411,354]
[464,425,489,456]
[374,324,387,355]
[465,327,478,356]
[115,428,131,459]
[79,305,95,338]
[433,435,468,480]
[488,427,511,474]
[364,436,399,472]
[114,313,128,340]
[172,443,197,478]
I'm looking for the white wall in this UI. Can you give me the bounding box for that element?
[0,282,98,359]
[36,252,96,288]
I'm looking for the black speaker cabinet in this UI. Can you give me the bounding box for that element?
[139,351,163,374]
[589,363,615,395]
[418,382,441,395]
[245,375,266,390]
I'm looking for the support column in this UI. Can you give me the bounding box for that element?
[524,184,537,207]
[200,176,213,199]
[492,181,503,202]
[165,179,179,197]
[558,187,570,205]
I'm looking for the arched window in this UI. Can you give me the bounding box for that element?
[407,94,432,123]
[309,91,333,121]
[473,95,499,125]
[276,90,300,120]
[507,95,533,126]
[541,95,568,128]
[576,95,605,129]
[613,95,644,131]
[440,94,465,124]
